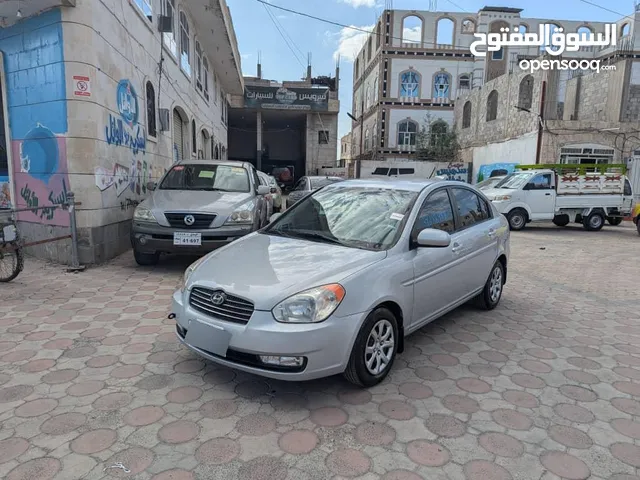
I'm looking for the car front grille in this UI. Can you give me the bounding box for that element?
[165,213,216,229]
[189,287,254,324]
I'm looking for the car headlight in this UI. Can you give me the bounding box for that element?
[272,284,346,324]
[493,195,511,201]
[180,256,207,292]
[224,199,256,225]
[133,206,157,223]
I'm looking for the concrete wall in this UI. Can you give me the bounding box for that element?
[359,159,471,182]
[468,132,537,181]
[59,0,236,263]
[306,113,338,172]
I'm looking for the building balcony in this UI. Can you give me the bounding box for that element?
[0,0,75,27]
[186,0,243,95]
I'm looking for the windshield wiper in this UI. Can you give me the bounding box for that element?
[284,230,350,247]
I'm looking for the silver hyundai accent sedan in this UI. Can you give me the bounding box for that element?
[172,179,510,387]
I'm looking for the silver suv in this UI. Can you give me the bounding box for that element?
[131,160,270,265]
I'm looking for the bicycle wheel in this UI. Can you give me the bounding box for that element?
[0,244,24,282]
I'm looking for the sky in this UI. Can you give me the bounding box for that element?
[226,0,635,148]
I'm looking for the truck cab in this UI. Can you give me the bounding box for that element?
[483,167,633,231]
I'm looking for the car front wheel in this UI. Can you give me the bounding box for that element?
[476,260,505,310]
[344,307,398,387]
[507,209,527,231]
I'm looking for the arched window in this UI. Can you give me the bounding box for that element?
[191,119,196,155]
[221,146,226,160]
[433,71,451,99]
[195,41,203,91]
[540,23,563,53]
[436,17,455,46]
[462,101,472,129]
[489,20,509,60]
[203,57,210,101]
[402,15,423,45]
[355,58,360,78]
[172,107,186,161]
[146,81,156,137]
[518,24,528,34]
[179,11,191,76]
[375,22,381,49]
[461,19,475,34]
[518,75,534,110]
[201,129,210,159]
[430,121,448,147]
[458,74,470,91]
[373,77,379,102]
[577,25,593,41]
[621,23,631,37]
[214,144,219,159]
[397,119,418,147]
[367,37,372,62]
[400,70,420,97]
[486,90,499,121]
[364,129,370,150]
[161,0,177,55]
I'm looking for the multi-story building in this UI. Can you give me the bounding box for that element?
[350,6,639,166]
[0,0,243,263]
[340,132,353,163]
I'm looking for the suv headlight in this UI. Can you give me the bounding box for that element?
[224,199,256,225]
[180,256,206,292]
[133,206,157,223]
[272,284,346,324]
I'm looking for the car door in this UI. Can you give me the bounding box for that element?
[449,187,500,297]
[524,173,555,219]
[410,188,464,326]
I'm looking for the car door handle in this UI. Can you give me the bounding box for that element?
[451,243,463,253]
[545,193,551,196]
[487,229,497,237]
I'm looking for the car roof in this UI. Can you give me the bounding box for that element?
[307,176,344,180]
[177,159,250,168]
[326,178,449,192]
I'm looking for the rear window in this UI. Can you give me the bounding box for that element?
[372,168,389,176]
[310,178,343,189]
[160,164,250,192]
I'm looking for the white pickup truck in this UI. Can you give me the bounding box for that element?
[483,168,634,231]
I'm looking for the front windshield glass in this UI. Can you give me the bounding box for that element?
[310,178,342,189]
[265,186,418,250]
[495,172,532,189]
[160,164,250,192]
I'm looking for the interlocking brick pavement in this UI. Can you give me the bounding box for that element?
[0,223,639,479]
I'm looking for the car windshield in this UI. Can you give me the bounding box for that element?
[310,178,342,189]
[160,164,250,192]
[265,186,418,250]
[495,172,532,189]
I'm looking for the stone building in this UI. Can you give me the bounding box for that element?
[349,5,640,167]
[340,131,353,165]
[228,65,339,184]
[0,0,242,263]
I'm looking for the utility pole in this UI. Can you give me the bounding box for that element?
[536,81,546,164]
[357,94,365,178]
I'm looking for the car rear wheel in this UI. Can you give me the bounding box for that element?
[134,249,159,266]
[344,307,398,388]
[583,211,605,231]
[475,260,504,310]
[507,209,527,231]
[552,215,570,227]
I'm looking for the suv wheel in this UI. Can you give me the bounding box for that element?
[134,249,159,266]
[344,307,398,387]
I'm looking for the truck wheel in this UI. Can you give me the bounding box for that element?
[583,212,605,231]
[607,217,623,226]
[507,209,527,231]
[134,249,159,266]
[552,215,570,227]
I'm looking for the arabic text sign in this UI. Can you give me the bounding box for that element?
[244,86,329,111]
[470,23,617,58]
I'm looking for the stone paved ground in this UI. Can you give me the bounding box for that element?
[0,222,639,480]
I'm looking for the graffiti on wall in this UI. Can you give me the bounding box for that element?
[4,10,71,226]
[436,162,470,182]
[477,163,519,182]
[0,176,10,208]
[105,80,146,155]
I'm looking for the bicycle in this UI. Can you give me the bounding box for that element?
[0,209,24,282]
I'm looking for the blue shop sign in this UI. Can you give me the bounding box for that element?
[117,79,138,127]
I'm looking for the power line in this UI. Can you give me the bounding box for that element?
[576,0,636,22]
[442,0,466,11]
[261,2,306,68]
[265,3,307,61]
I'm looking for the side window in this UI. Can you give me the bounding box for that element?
[527,173,552,190]
[451,188,490,229]
[372,168,389,176]
[389,168,398,176]
[294,178,307,191]
[413,189,455,236]
[399,168,415,175]
[624,178,632,196]
[252,169,260,191]
[258,175,267,186]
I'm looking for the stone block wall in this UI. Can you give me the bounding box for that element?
[306,113,339,173]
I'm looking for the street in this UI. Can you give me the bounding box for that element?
[0,224,639,480]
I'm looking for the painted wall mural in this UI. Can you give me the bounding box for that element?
[2,9,70,226]
[477,163,519,182]
[105,79,146,155]
[435,162,471,182]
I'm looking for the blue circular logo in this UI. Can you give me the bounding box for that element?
[116,80,138,126]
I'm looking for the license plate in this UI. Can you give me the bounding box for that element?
[173,232,201,246]
[185,320,231,357]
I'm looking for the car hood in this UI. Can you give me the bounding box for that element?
[482,187,512,199]
[187,232,386,310]
[144,189,253,213]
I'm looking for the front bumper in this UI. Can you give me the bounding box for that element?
[171,289,364,381]
[131,222,253,255]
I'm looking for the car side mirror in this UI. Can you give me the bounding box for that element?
[269,213,282,223]
[257,185,270,195]
[270,187,277,194]
[416,228,451,248]
[146,181,157,191]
